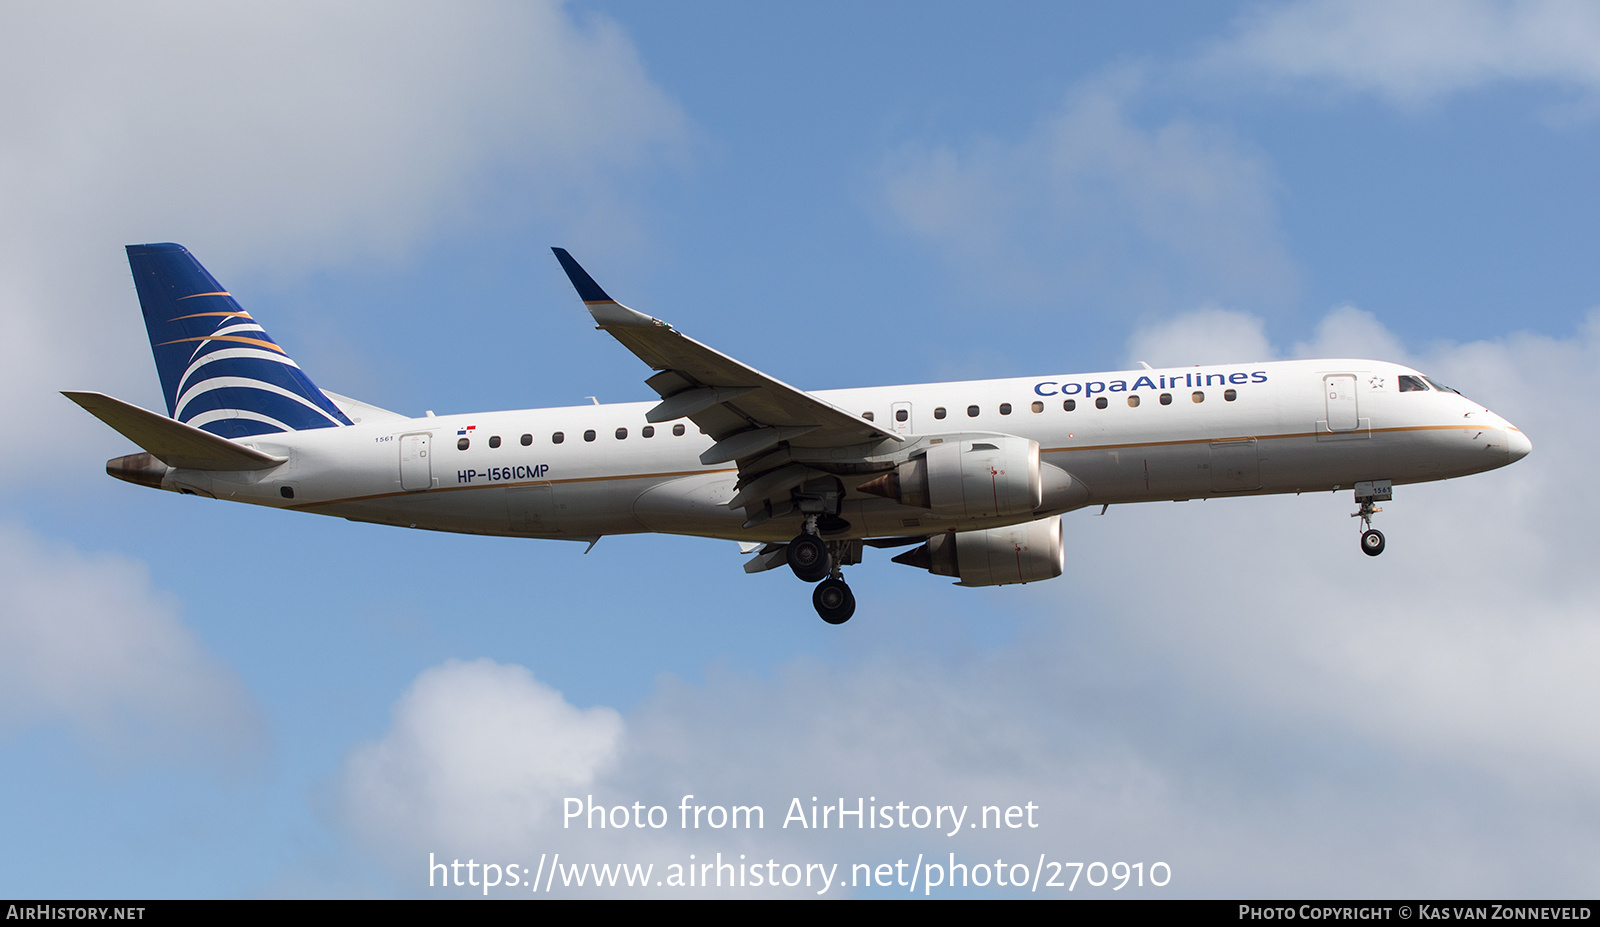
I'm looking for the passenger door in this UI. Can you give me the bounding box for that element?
[400,433,432,491]
[1325,375,1358,432]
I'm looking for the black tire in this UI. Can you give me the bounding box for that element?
[786,533,831,582]
[813,577,856,624]
[1361,529,1386,557]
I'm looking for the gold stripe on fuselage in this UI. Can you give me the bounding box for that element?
[1041,422,1503,454]
[288,421,1506,512]
[291,467,738,511]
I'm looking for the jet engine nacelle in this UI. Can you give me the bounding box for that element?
[858,436,1042,518]
[891,516,1065,587]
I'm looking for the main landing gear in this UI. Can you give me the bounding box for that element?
[787,516,857,624]
[785,532,830,582]
[813,577,855,625]
[1352,480,1393,557]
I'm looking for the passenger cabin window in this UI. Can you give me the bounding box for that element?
[1063,399,1076,411]
[642,425,655,438]
[673,424,685,436]
[1224,389,1237,401]
[583,430,596,442]
[552,431,564,444]
[862,411,874,421]
[967,405,980,417]
[895,408,908,422]
[520,434,532,446]
[1192,391,1204,403]
[1031,401,1043,413]
[615,427,627,440]
[488,435,501,448]
[457,437,469,450]
[1160,393,1172,405]
[934,407,947,419]
[1127,395,1140,408]
[1398,375,1429,392]
[1095,397,1108,409]
[999,403,1012,415]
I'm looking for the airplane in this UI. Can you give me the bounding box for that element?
[66,243,1532,624]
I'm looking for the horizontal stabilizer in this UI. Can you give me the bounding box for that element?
[62,391,286,471]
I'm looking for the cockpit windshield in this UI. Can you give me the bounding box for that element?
[1423,376,1460,394]
[1398,375,1429,392]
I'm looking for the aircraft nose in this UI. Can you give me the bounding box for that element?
[1505,427,1532,463]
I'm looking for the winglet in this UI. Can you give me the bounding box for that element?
[551,248,664,329]
[551,248,612,303]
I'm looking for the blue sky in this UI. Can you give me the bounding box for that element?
[3,0,1599,898]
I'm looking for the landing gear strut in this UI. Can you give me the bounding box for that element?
[786,516,858,623]
[1352,480,1392,557]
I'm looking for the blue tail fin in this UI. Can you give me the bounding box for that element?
[126,244,352,438]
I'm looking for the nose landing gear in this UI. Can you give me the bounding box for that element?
[1352,480,1392,557]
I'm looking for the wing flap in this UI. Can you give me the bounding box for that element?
[646,386,755,423]
[700,425,820,465]
[63,391,286,471]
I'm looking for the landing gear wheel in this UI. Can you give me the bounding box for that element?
[813,577,856,624]
[786,533,831,582]
[1361,529,1386,557]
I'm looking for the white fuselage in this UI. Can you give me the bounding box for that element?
[157,358,1528,543]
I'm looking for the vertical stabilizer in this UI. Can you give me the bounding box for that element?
[126,243,352,438]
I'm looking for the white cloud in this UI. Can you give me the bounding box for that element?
[0,523,265,769]
[0,0,683,269]
[0,0,684,472]
[336,659,623,867]
[331,305,1600,897]
[883,69,1296,313]
[1291,304,1414,362]
[1125,305,1277,367]
[1208,0,1600,104]
[1088,304,1600,801]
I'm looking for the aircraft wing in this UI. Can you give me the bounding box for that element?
[553,249,903,467]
